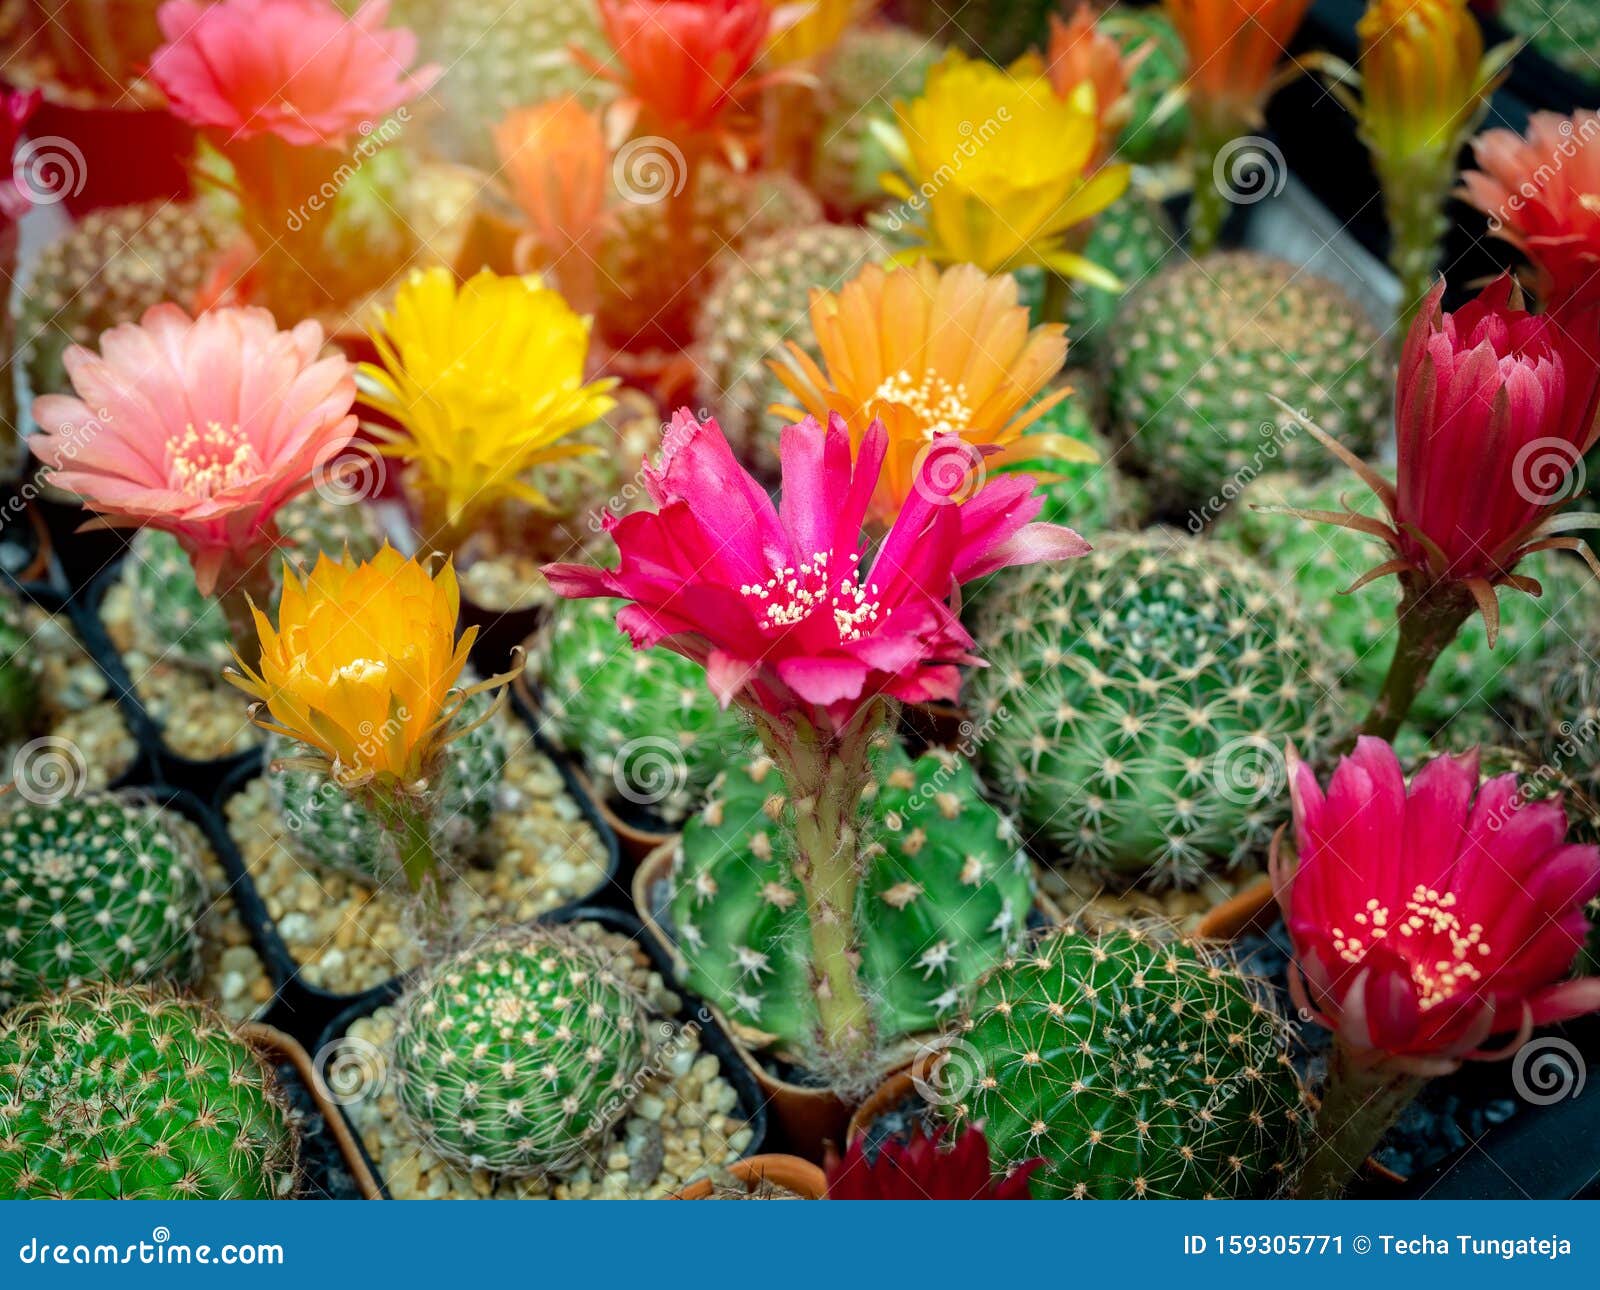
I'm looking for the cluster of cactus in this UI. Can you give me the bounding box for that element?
[1100,6,1190,164]
[937,926,1305,1198]
[0,796,205,1010]
[0,984,297,1198]
[965,532,1338,887]
[696,224,884,472]
[1107,253,1390,520]
[669,740,1034,1053]
[271,690,509,887]
[532,596,747,824]
[391,927,650,1176]
[1222,473,1598,734]
[0,589,41,744]
[810,25,942,217]
[1499,0,1600,85]
[1063,192,1176,359]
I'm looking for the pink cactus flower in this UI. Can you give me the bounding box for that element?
[1274,737,1600,1077]
[543,409,1089,733]
[149,0,439,148]
[29,303,358,595]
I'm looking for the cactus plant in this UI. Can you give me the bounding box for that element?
[1063,192,1176,359]
[0,984,297,1198]
[0,589,41,744]
[1221,473,1599,732]
[1510,634,1600,803]
[937,925,1305,1198]
[0,796,206,1009]
[670,740,1034,1055]
[1107,253,1390,520]
[1499,0,1600,86]
[1100,6,1189,164]
[390,926,650,1176]
[270,689,509,887]
[696,224,884,472]
[966,531,1338,887]
[532,596,747,824]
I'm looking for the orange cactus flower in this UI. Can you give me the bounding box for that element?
[1164,0,1312,127]
[1038,7,1143,162]
[494,98,613,263]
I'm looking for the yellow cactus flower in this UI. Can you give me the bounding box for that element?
[878,52,1129,283]
[769,259,1094,524]
[359,267,617,549]
[763,0,869,66]
[226,545,479,792]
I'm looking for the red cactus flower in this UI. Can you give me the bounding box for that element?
[824,1126,1040,1200]
[543,409,1088,734]
[150,0,440,148]
[1460,111,1600,315]
[0,88,40,225]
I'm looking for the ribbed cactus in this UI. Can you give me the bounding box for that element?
[0,797,205,1009]
[1222,473,1598,731]
[532,596,746,824]
[1064,192,1176,359]
[0,984,297,1198]
[938,926,1305,1198]
[1100,6,1190,164]
[0,589,41,744]
[270,689,508,886]
[670,740,1033,1054]
[391,927,650,1176]
[1107,253,1389,520]
[697,223,883,471]
[811,25,942,217]
[966,532,1337,887]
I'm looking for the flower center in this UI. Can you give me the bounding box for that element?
[1331,886,1491,1010]
[165,422,265,499]
[739,550,883,642]
[872,369,973,439]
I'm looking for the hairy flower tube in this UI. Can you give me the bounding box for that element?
[1274,738,1600,1196]
[544,409,1087,1081]
[770,259,1092,526]
[877,52,1129,283]
[359,268,617,555]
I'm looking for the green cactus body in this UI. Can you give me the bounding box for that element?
[1499,0,1600,85]
[270,690,508,886]
[1222,473,1598,731]
[1511,635,1600,804]
[0,591,41,743]
[0,985,297,1198]
[966,532,1337,887]
[670,741,1034,1054]
[698,224,884,472]
[0,797,205,1009]
[940,926,1304,1198]
[391,927,650,1176]
[1107,254,1390,521]
[1101,6,1190,164]
[895,0,1058,64]
[1065,192,1176,359]
[532,597,746,824]
[811,25,941,217]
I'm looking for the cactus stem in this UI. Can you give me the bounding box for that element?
[368,784,447,933]
[1296,1040,1427,1199]
[213,549,280,674]
[1375,150,1454,332]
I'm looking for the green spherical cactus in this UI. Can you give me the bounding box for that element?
[966,531,1338,887]
[1101,6,1190,164]
[697,223,884,471]
[894,0,1057,64]
[1499,0,1600,85]
[0,590,41,743]
[1065,192,1176,358]
[0,797,205,1009]
[1107,253,1390,520]
[811,25,941,217]
[391,927,650,1176]
[939,926,1305,1199]
[0,984,297,1198]
[1221,473,1599,731]
[532,596,746,824]
[270,690,509,886]
[1510,633,1600,802]
[670,740,1033,1052]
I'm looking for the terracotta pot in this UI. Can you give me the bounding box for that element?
[669,1154,826,1200]
[632,841,854,1161]
[239,1022,384,1201]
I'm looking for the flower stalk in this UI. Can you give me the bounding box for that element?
[213,548,282,675]
[1358,572,1476,740]
[1297,1043,1426,1199]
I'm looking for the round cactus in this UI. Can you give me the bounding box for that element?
[1499,0,1600,85]
[1100,6,1190,164]
[0,796,205,1009]
[391,926,651,1176]
[1064,191,1176,359]
[532,596,747,824]
[1221,472,1599,731]
[966,531,1338,887]
[0,589,41,744]
[670,740,1034,1052]
[1510,634,1600,803]
[697,223,884,472]
[1107,253,1390,520]
[810,24,942,217]
[270,689,509,886]
[0,984,297,1198]
[938,926,1305,1199]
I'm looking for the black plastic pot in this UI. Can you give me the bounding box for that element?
[314,905,769,1199]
